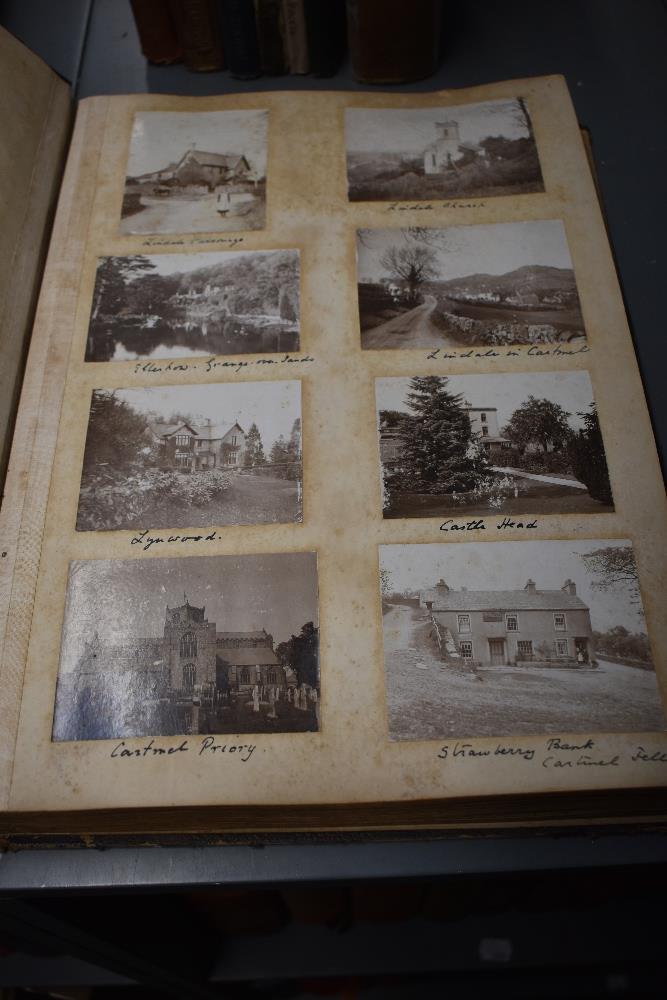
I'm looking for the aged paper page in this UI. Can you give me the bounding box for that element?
[3,77,666,824]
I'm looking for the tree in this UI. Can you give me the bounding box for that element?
[380,568,392,596]
[91,255,156,322]
[567,404,613,504]
[269,435,289,469]
[82,390,150,473]
[243,422,266,467]
[503,396,572,455]
[276,622,319,687]
[580,545,642,610]
[398,376,487,489]
[379,243,438,305]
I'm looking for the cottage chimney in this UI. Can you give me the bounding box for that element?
[436,578,449,591]
[562,579,577,595]
[524,578,536,593]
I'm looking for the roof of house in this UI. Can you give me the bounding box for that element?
[180,150,248,169]
[423,588,589,612]
[217,647,280,667]
[150,421,199,439]
[195,421,244,441]
[217,630,268,642]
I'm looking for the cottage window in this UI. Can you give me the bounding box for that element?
[175,434,190,446]
[459,641,473,659]
[553,613,567,631]
[554,639,569,657]
[505,614,519,632]
[240,668,250,684]
[180,631,197,659]
[175,454,190,469]
[517,640,533,658]
[457,614,471,634]
[268,669,277,684]
[231,435,237,445]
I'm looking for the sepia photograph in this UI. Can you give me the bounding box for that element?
[380,540,665,741]
[346,98,544,202]
[76,381,302,531]
[377,371,614,519]
[85,250,300,362]
[357,221,585,350]
[120,109,267,234]
[52,553,320,741]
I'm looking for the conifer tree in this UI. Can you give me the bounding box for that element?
[243,422,265,467]
[399,376,486,490]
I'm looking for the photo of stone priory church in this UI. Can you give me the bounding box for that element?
[52,553,319,741]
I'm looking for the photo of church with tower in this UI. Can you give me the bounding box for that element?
[52,553,320,741]
[346,97,544,201]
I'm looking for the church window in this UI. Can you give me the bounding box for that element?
[180,631,197,658]
[480,413,487,423]
[183,663,196,690]
[482,426,489,437]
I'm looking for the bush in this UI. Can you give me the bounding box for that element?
[77,468,233,530]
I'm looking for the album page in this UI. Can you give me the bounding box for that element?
[2,75,666,823]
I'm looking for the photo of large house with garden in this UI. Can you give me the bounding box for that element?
[376,371,614,519]
[380,540,665,740]
[76,381,302,531]
[85,250,300,362]
[120,109,267,234]
[53,553,320,741]
[357,221,585,350]
[346,98,544,202]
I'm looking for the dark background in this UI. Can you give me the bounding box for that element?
[0,1,666,996]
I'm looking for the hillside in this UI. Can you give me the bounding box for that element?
[433,264,577,300]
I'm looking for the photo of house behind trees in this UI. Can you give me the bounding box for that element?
[357,221,585,350]
[376,371,614,519]
[346,98,544,202]
[120,109,267,234]
[380,539,665,741]
[85,250,300,362]
[53,553,320,741]
[76,381,302,531]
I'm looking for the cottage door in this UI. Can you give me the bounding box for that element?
[488,639,506,665]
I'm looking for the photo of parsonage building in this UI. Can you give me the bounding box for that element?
[422,577,593,668]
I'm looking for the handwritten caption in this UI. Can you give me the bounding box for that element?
[386,201,486,212]
[111,737,256,762]
[440,517,538,533]
[426,345,590,362]
[131,529,222,551]
[132,353,315,376]
[437,737,667,768]
[141,237,245,248]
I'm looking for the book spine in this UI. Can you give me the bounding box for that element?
[346,0,440,84]
[281,0,309,74]
[218,0,261,78]
[303,0,345,77]
[130,0,184,63]
[253,0,287,75]
[168,0,225,71]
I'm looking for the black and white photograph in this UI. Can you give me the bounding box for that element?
[380,540,665,741]
[76,381,302,531]
[85,250,300,362]
[377,372,614,519]
[120,109,267,234]
[52,553,320,741]
[346,98,544,202]
[357,221,585,349]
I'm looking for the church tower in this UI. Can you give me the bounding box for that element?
[163,598,217,693]
[424,119,461,174]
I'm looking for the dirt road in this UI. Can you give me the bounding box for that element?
[121,193,262,234]
[362,296,462,349]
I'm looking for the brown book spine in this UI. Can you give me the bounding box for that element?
[281,0,309,74]
[347,0,440,84]
[169,0,225,71]
[129,0,184,64]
